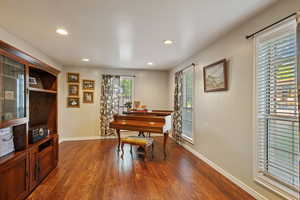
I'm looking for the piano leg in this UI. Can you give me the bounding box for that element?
[163,132,169,159]
[117,129,121,151]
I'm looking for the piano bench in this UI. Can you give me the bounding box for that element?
[121,136,154,160]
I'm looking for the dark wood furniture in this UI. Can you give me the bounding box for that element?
[123,110,173,117]
[0,41,59,200]
[109,115,172,158]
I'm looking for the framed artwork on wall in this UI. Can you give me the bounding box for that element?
[203,59,228,92]
[82,80,95,90]
[67,72,80,83]
[68,84,79,96]
[83,91,94,104]
[67,97,80,108]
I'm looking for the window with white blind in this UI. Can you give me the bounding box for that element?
[182,66,194,141]
[255,19,299,198]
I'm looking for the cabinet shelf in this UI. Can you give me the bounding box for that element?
[29,87,57,94]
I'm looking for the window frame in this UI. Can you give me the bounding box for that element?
[253,19,299,200]
[181,66,195,143]
[119,76,134,114]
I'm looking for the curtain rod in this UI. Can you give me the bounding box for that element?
[246,12,297,39]
[180,63,196,72]
[101,74,136,77]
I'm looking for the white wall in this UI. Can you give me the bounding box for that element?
[60,67,169,139]
[168,1,300,200]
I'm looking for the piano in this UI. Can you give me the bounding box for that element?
[123,110,173,117]
[109,114,172,158]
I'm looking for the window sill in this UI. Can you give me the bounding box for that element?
[254,174,299,200]
[182,134,194,144]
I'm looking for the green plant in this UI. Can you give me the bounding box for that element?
[124,102,132,109]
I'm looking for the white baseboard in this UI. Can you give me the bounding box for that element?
[179,142,268,200]
[59,135,115,143]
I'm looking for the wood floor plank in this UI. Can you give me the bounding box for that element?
[26,137,255,200]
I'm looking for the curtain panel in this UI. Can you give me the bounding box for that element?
[100,75,120,136]
[172,71,183,143]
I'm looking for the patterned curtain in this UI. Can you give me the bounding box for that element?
[100,75,121,136]
[172,71,183,143]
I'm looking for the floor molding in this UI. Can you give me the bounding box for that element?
[59,134,162,144]
[179,142,268,200]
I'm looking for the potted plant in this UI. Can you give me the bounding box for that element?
[124,102,132,111]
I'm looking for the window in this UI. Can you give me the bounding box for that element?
[182,66,194,141]
[119,76,134,114]
[255,19,299,198]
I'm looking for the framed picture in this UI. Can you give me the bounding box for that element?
[68,84,79,96]
[67,73,80,83]
[67,97,80,108]
[83,92,94,104]
[82,80,95,90]
[203,59,228,92]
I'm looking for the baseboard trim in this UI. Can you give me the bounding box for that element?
[179,142,268,200]
[59,136,116,143]
[59,134,162,143]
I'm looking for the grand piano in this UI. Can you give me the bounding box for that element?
[109,113,172,158]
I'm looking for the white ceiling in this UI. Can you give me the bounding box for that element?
[0,0,276,70]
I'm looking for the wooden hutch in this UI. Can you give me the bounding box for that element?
[0,41,59,200]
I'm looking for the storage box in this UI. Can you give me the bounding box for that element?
[0,127,15,157]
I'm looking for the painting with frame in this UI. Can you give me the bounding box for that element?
[203,59,228,92]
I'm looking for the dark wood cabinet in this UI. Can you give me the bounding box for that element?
[29,146,39,191]
[0,152,29,200]
[0,41,60,200]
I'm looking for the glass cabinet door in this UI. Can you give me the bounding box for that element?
[0,55,26,123]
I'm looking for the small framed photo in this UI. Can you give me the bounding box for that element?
[82,80,95,90]
[203,59,228,92]
[83,92,94,104]
[67,73,80,83]
[67,97,80,108]
[68,84,79,96]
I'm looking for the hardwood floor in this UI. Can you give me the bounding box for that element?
[26,137,254,200]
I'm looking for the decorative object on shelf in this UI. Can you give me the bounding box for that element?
[83,92,94,104]
[133,101,141,109]
[4,91,14,100]
[29,77,37,85]
[68,84,79,96]
[29,125,49,144]
[82,80,95,90]
[67,72,80,83]
[29,76,43,89]
[67,97,80,108]
[203,59,228,92]
[0,127,15,157]
[124,102,132,111]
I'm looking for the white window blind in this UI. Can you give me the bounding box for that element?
[255,19,299,196]
[182,66,194,140]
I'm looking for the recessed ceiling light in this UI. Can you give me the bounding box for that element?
[163,40,173,45]
[56,28,68,35]
[81,58,90,62]
[147,62,153,66]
